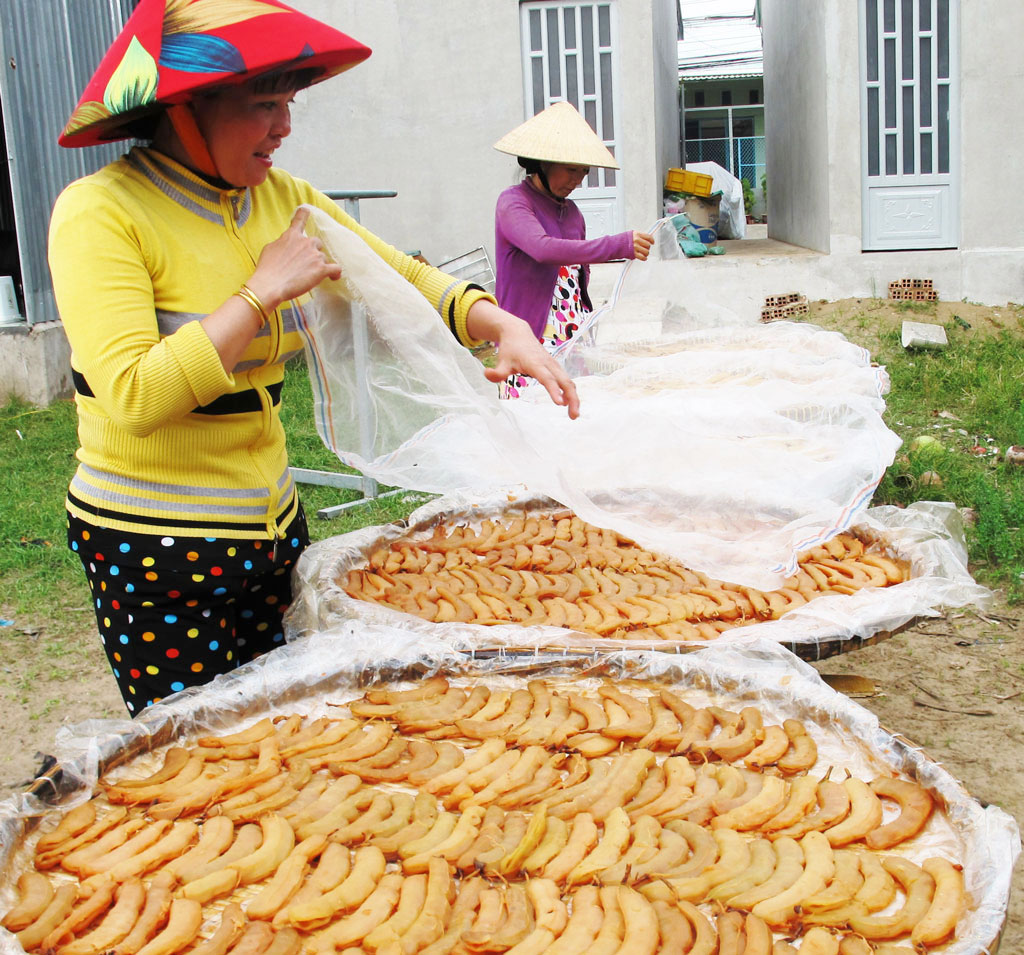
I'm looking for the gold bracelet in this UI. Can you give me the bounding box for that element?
[236,284,270,327]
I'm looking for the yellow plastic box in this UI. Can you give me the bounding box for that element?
[664,167,713,196]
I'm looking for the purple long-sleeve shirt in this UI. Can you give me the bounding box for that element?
[494,180,636,338]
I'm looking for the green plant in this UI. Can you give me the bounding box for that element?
[741,177,756,216]
[866,328,1024,602]
[760,171,767,207]
[893,300,934,314]
[0,363,435,620]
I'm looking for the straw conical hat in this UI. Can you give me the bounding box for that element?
[494,101,619,169]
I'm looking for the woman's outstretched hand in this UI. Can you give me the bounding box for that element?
[466,300,580,419]
[633,231,654,261]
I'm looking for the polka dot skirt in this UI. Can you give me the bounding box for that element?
[501,264,587,399]
[67,507,309,714]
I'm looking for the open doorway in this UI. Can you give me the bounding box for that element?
[0,96,22,318]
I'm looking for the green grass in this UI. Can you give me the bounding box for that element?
[2,323,1022,621]
[0,397,87,615]
[892,300,935,315]
[864,326,1024,602]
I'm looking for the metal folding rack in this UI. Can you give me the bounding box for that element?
[435,246,496,294]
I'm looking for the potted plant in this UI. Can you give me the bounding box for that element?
[741,177,756,223]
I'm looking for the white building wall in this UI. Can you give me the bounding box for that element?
[763,0,1024,279]
[648,0,683,227]
[823,1,863,254]
[278,1,523,266]
[279,0,676,266]
[615,0,681,233]
[759,0,831,252]
[960,1,1024,251]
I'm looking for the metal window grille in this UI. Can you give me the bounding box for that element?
[521,1,619,190]
[684,135,766,189]
[863,0,953,179]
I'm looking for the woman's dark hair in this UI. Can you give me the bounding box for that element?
[249,66,321,94]
[517,156,556,197]
[517,156,543,175]
[117,109,162,142]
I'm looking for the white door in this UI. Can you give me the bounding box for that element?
[519,1,624,238]
[860,0,959,250]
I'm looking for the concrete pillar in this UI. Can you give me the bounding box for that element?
[0,322,73,407]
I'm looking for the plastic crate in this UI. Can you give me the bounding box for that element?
[665,167,713,196]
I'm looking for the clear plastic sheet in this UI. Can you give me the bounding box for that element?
[0,635,1018,955]
[299,207,903,589]
[555,217,752,358]
[284,490,992,657]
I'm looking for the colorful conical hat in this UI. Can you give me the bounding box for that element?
[493,101,618,169]
[60,0,371,148]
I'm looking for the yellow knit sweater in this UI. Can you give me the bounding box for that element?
[48,147,491,540]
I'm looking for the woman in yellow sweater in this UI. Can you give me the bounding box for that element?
[50,0,578,714]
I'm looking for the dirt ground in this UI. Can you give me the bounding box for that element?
[1,298,1022,950]
[807,296,1024,355]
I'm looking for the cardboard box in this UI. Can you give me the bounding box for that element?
[683,194,722,243]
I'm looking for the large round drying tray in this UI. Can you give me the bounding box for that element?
[285,490,990,662]
[0,630,1017,955]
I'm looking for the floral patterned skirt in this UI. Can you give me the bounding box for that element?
[500,264,587,399]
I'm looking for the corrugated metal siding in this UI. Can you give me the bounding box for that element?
[0,0,135,325]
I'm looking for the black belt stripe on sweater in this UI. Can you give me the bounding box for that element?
[72,369,282,415]
[447,283,486,339]
[66,490,297,533]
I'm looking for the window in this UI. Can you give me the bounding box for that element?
[521,2,620,190]
[721,90,732,106]
[732,117,754,137]
[694,90,705,106]
[699,118,726,139]
[748,88,760,104]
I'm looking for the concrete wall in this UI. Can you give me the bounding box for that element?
[760,0,831,252]
[0,322,72,405]
[277,0,524,266]
[682,78,764,109]
[639,0,683,230]
[2,0,681,407]
[822,1,863,255]
[763,0,1024,265]
[280,0,677,265]
[960,1,1024,250]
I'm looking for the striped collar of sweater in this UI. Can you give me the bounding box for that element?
[128,147,253,227]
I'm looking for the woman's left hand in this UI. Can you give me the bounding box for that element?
[466,301,580,419]
[633,231,654,261]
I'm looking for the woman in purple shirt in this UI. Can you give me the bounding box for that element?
[493,102,653,398]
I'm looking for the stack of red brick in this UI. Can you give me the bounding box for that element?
[760,292,809,323]
[888,278,938,301]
